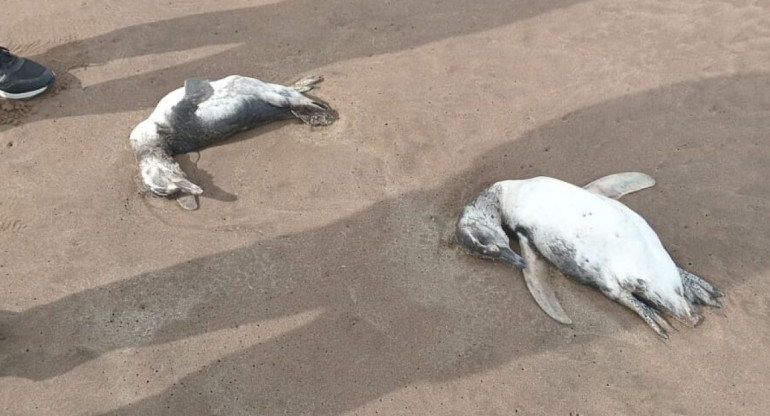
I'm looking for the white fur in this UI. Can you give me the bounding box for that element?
[129,119,200,196]
[494,177,695,323]
[129,75,332,200]
[146,76,312,128]
[128,76,305,197]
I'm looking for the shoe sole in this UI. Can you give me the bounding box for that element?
[0,85,50,100]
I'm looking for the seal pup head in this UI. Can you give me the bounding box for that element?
[136,147,202,198]
[130,120,203,199]
[455,188,526,269]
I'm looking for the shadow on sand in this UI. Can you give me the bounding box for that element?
[1,73,769,414]
[14,0,586,124]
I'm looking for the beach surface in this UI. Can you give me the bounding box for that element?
[1,0,769,414]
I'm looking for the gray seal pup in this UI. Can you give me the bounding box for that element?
[129,75,337,210]
[456,172,723,338]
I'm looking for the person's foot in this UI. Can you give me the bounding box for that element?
[0,47,54,100]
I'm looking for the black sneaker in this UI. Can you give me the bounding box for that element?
[0,47,54,99]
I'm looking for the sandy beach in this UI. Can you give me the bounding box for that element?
[2,0,770,414]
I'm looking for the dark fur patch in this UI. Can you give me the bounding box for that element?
[184,78,215,104]
[166,96,293,155]
[545,239,602,289]
[513,225,534,240]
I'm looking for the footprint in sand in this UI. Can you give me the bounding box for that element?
[0,197,32,237]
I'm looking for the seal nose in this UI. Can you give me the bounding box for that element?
[499,246,526,269]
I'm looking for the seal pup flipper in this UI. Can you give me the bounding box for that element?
[517,233,573,325]
[612,292,672,339]
[183,78,215,105]
[583,172,655,199]
[678,268,723,307]
[174,178,202,194]
[176,194,199,211]
[258,77,337,126]
[291,75,324,93]
[286,76,337,126]
[290,98,337,126]
[169,78,215,126]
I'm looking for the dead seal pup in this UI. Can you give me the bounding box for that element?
[129,75,337,210]
[456,172,723,338]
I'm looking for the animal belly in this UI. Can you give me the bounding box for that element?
[509,177,663,290]
[520,209,628,289]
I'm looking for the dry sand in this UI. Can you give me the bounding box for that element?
[1,0,770,415]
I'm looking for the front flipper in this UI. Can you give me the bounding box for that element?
[583,172,655,199]
[184,78,215,105]
[172,178,203,195]
[517,233,573,325]
[169,78,215,127]
[176,194,199,211]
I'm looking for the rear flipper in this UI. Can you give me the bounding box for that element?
[286,75,338,126]
[612,291,674,339]
[291,75,324,93]
[679,268,723,308]
[291,98,338,126]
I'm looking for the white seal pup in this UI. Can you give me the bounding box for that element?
[456,172,723,338]
[129,75,337,209]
